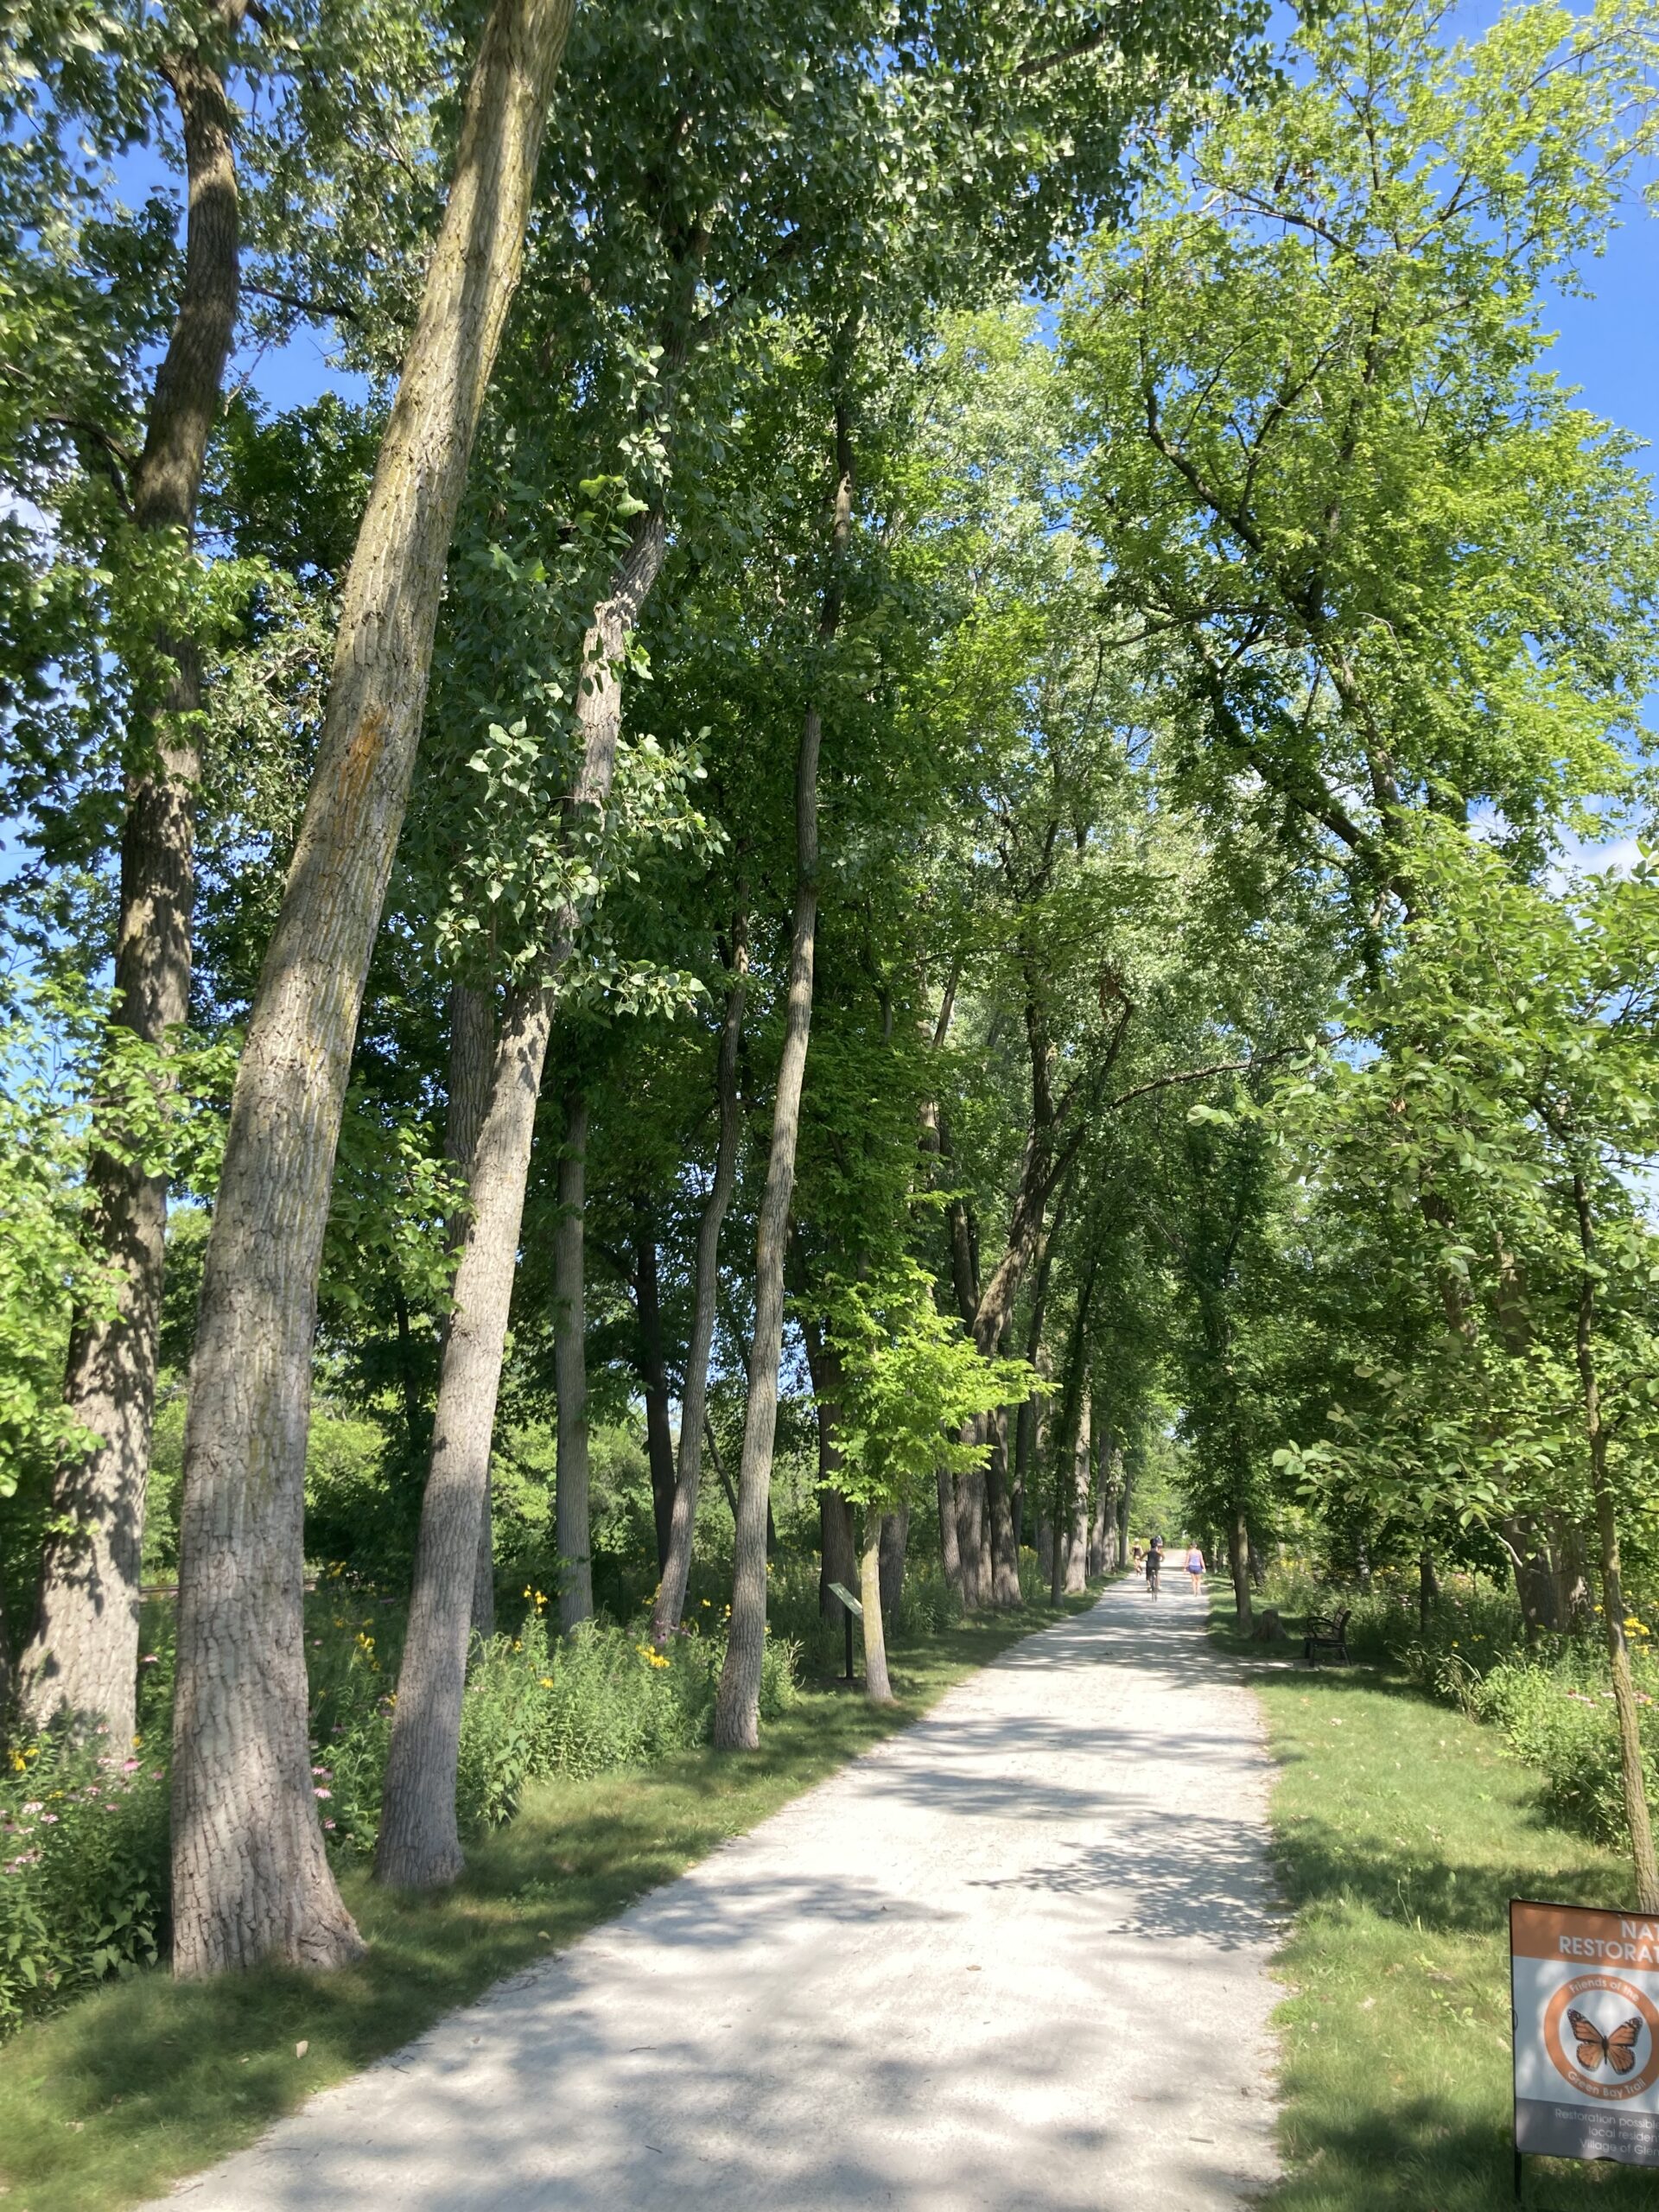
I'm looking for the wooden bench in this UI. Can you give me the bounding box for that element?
[1303,1606,1352,1667]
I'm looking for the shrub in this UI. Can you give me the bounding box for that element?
[1473,1653,1659,1847]
[0,1738,168,2032]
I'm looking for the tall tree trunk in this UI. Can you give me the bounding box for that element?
[879,1505,908,1621]
[444,981,497,1639]
[859,1508,893,1706]
[1228,1507,1254,1635]
[651,926,747,1644]
[714,388,851,1751]
[985,1404,1020,1607]
[1116,1456,1131,1572]
[1064,1396,1089,1595]
[553,1089,592,1633]
[1418,1545,1438,1638]
[632,1203,676,1573]
[713,700,823,1749]
[368,500,664,1885]
[936,1465,964,1603]
[1573,1176,1659,1912]
[799,1313,856,1623]
[373,989,553,1889]
[955,1432,985,1611]
[21,2,250,1748]
[169,0,576,1977]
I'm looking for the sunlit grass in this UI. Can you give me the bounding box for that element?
[0,1593,1089,2212]
[1212,1612,1656,2208]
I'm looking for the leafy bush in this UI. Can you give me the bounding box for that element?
[0,1738,168,2032]
[1473,1654,1659,1847]
[1255,1561,1659,1850]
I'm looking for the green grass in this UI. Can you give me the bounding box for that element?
[1209,1604,1656,2209]
[0,1594,1090,2212]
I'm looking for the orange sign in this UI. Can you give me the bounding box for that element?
[1511,1900,1659,2169]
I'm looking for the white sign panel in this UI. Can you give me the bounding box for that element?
[1510,1898,1659,2170]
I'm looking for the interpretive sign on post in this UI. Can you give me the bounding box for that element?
[827,1580,862,1684]
[1510,1897,1659,2192]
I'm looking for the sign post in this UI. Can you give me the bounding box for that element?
[827,1580,862,1685]
[1510,1897,1659,2196]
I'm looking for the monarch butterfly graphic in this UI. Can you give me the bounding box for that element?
[1567,2007,1643,2077]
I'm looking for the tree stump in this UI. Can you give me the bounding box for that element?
[1250,1608,1286,1643]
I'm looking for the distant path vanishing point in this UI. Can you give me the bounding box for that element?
[149,1578,1282,2210]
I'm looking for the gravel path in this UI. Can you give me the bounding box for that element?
[152,1578,1283,2210]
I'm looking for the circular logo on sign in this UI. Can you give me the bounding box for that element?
[1542,1974,1659,2100]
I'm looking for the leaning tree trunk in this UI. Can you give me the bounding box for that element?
[443,980,497,1638]
[169,0,575,1974]
[373,988,554,1889]
[553,1090,592,1633]
[713,709,823,1749]
[651,928,747,1645]
[21,3,250,1748]
[632,1205,677,1573]
[859,1507,894,1706]
[1573,1176,1659,1912]
[358,501,664,1887]
[714,388,850,1752]
[1064,1397,1090,1595]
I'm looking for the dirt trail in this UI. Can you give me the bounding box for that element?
[150,1580,1282,2209]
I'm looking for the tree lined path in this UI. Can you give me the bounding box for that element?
[149,1586,1281,2210]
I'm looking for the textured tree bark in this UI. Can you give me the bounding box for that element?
[374,988,554,1889]
[984,1404,1020,1607]
[553,1090,592,1633]
[1227,1507,1254,1635]
[443,982,498,1639]
[1573,1177,1659,1911]
[936,1465,964,1604]
[1116,1460,1132,1571]
[713,703,822,1748]
[367,490,666,1885]
[170,0,575,1974]
[878,1505,908,1620]
[1064,1397,1089,1595]
[714,387,851,1751]
[859,1510,894,1705]
[632,1206,677,1573]
[1548,1515,1592,1635]
[651,931,747,1645]
[954,1433,985,1611]
[801,1323,858,1627]
[22,2,249,1748]
[1418,1545,1439,1638]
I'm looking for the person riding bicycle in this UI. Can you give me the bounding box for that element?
[1145,1535,1164,1595]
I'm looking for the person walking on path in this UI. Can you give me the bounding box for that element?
[1145,1536,1163,1597]
[1185,1543,1206,1595]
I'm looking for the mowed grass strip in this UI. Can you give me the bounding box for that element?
[0,1597,1091,2212]
[1215,1616,1655,2209]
